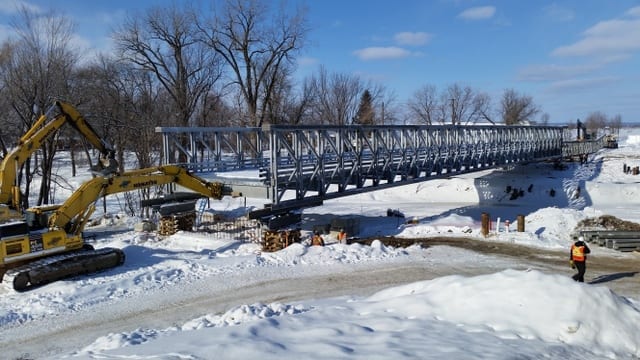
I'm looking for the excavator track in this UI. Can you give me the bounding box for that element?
[3,246,125,292]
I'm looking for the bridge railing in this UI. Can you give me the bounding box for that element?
[562,136,607,158]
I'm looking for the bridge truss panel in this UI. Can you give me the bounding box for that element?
[261,124,566,205]
[156,126,267,172]
[157,125,601,207]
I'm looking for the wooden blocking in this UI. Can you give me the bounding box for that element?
[157,211,196,235]
[176,212,196,231]
[262,229,301,252]
[158,216,179,235]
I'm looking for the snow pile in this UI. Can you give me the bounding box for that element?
[624,134,640,145]
[70,270,640,359]
[260,240,419,266]
[76,302,310,354]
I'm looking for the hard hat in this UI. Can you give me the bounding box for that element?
[578,236,584,242]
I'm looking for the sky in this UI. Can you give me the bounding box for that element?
[0,0,639,124]
[1,130,640,358]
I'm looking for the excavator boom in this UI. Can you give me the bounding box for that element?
[48,165,227,233]
[0,101,117,216]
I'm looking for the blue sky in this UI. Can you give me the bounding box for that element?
[0,0,639,124]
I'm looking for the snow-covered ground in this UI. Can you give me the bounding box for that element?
[2,131,640,359]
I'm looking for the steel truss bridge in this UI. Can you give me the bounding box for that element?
[157,125,605,214]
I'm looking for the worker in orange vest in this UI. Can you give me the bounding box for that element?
[337,228,347,244]
[311,232,325,246]
[570,236,591,282]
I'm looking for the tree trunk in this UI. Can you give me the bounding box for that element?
[70,142,77,177]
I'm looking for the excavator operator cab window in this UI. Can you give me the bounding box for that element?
[24,211,49,231]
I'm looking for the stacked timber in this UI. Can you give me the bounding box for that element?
[262,229,301,252]
[158,211,197,235]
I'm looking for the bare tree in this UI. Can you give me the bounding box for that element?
[307,66,363,125]
[609,114,622,133]
[473,92,494,124]
[539,112,551,125]
[500,88,540,125]
[584,111,607,130]
[261,63,298,124]
[74,55,168,170]
[69,56,125,175]
[199,0,308,127]
[442,84,490,125]
[75,56,180,216]
[114,3,222,129]
[0,7,79,206]
[407,85,439,124]
[0,42,16,157]
[195,91,236,127]
[283,75,315,125]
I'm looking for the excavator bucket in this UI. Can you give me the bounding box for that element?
[90,156,119,176]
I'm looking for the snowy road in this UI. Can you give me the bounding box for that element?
[1,245,511,359]
[2,239,638,360]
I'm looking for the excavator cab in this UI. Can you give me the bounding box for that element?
[23,205,59,230]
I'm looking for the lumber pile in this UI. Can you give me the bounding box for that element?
[262,229,301,252]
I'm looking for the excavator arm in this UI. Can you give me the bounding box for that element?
[0,101,117,213]
[46,165,229,235]
[53,101,117,172]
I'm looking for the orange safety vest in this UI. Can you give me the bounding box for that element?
[571,244,586,261]
[338,231,346,241]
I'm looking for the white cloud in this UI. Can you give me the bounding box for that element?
[394,32,432,46]
[458,6,496,20]
[353,46,411,61]
[296,56,318,67]
[517,56,628,82]
[518,63,600,82]
[552,8,640,57]
[0,0,41,15]
[95,9,128,26]
[543,3,575,22]
[548,76,618,92]
[627,6,640,17]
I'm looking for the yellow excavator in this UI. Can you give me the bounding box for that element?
[0,100,118,222]
[1,164,232,291]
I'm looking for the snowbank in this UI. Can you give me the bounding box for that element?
[71,270,640,359]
